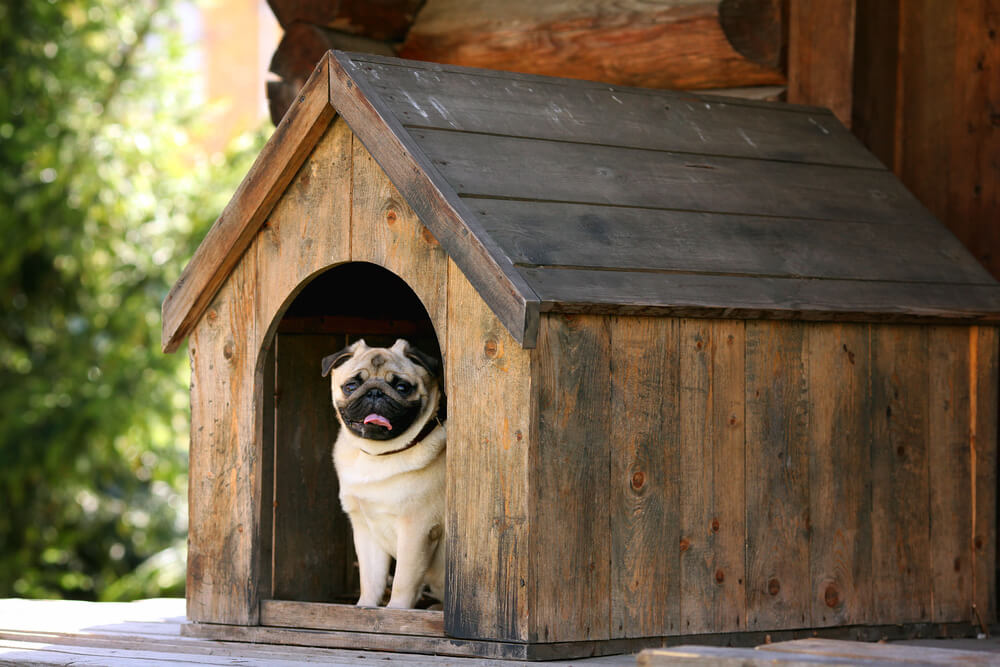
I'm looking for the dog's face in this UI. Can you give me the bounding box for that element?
[322,339,440,441]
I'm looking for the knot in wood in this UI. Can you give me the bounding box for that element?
[483,339,499,358]
[679,537,690,552]
[420,225,439,246]
[768,578,781,596]
[631,470,645,490]
[711,518,720,533]
[223,342,234,361]
[824,584,839,608]
[715,569,725,583]
[385,209,398,225]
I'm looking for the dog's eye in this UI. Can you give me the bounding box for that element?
[342,380,360,395]
[394,380,413,395]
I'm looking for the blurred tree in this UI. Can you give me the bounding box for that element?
[0,0,265,599]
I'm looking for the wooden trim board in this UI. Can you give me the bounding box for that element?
[182,616,989,662]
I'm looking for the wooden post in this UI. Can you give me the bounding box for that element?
[786,0,856,126]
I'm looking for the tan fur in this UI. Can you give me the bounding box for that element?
[329,339,445,608]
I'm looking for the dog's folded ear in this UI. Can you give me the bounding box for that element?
[321,346,355,377]
[405,346,441,378]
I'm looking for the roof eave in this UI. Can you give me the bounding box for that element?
[160,54,337,353]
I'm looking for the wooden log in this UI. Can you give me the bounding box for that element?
[398,0,786,90]
[266,0,423,40]
[678,319,746,634]
[609,316,680,638]
[444,260,532,642]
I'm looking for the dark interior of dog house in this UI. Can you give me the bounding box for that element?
[258,261,442,606]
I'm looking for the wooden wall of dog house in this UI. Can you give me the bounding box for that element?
[445,260,532,642]
[610,316,681,639]
[187,253,259,625]
[351,130,449,356]
[973,326,998,625]
[531,314,613,643]
[677,319,746,635]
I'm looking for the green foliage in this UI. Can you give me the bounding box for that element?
[0,0,266,599]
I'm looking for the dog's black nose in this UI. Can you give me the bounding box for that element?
[365,387,384,400]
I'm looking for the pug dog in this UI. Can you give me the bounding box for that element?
[322,338,446,609]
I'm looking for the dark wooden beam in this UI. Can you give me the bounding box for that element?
[266,0,423,41]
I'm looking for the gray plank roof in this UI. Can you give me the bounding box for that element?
[163,51,1000,351]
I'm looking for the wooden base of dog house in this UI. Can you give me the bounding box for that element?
[180,601,989,661]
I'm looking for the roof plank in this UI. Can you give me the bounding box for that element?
[352,58,881,168]
[410,128,933,224]
[521,268,1000,323]
[471,199,994,285]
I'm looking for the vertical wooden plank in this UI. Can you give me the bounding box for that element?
[972,326,998,624]
[351,136,449,357]
[745,320,810,631]
[609,316,680,638]
[787,0,856,126]
[255,116,353,342]
[271,333,356,602]
[927,325,973,622]
[851,0,901,168]
[678,319,747,635]
[445,261,532,642]
[187,251,259,625]
[807,323,872,626]
[259,341,276,599]
[531,313,612,643]
[870,324,932,623]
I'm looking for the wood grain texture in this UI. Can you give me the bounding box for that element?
[351,132,449,350]
[444,260,532,642]
[678,319,746,634]
[745,321,810,631]
[530,313,611,643]
[254,117,353,346]
[413,129,921,226]
[927,326,973,623]
[609,317,680,638]
[271,334,355,602]
[870,324,931,623]
[787,0,856,126]
[259,342,276,598]
[260,600,443,635]
[470,199,990,284]
[330,52,541,348]
[520,268,1000,324]
[972,326,998,625]
[398,0,785,90]
[355,57,873,168]
[806,324,871,627]
[187,248,260,625]
[266,0,422,39]
[163,57,334,353]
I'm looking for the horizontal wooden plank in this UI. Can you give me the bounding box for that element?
[761,638,1000,665]
[260,600,444,636]
[410,129,933,226]
[520,268,1000,323]
[471,199,992,285]
[355,59,880,168]
[161,55,335,353]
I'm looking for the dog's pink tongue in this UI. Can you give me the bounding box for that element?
[363,414,392,430]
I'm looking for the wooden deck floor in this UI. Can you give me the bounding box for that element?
[2,598,999,665]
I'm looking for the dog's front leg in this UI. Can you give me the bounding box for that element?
[386,519,442,609]
[350,517,390,607]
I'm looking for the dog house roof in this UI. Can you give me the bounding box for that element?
[162,51,1000,351]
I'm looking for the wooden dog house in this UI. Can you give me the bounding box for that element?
[161,52,1000,660]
